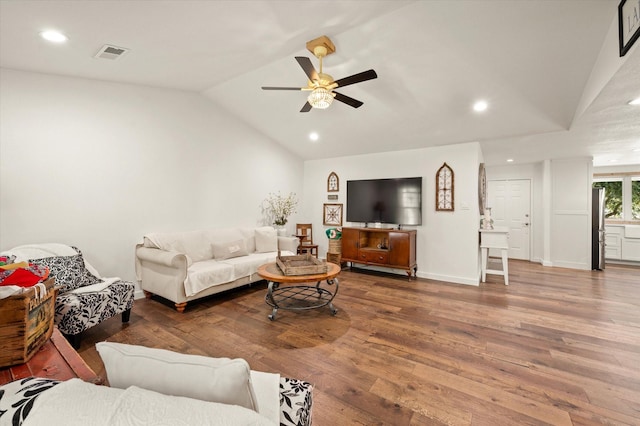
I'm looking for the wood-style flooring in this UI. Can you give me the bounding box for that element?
[77,260,640,425]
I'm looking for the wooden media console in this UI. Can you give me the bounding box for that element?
[341,227,417,278]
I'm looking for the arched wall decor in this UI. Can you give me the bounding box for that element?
[436,162,454,211]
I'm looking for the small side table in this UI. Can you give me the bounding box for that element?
[257,262,341,321]
[479,227,510,285]
[0,328,101,385]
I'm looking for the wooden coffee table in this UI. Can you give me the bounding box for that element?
[257,262,341,321]
[0,328,100,385]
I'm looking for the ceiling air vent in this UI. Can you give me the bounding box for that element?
[94,44,129,60]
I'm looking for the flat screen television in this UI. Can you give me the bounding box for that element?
[346,177,422,226]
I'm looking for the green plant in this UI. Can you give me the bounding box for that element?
[264,192,298,226]
[593,181,622,218]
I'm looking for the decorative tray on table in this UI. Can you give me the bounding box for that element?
[276,253,328,276]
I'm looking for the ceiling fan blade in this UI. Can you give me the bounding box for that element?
[295,57,319,82]
[300,102,313,113]
[261,86,304,90]
[334,69,378,88]
[334,91,364,109]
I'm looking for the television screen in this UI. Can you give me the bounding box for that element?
[346,177,422,225]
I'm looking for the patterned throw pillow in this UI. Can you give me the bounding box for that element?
[0,377,60,424]
[29,247,101,293]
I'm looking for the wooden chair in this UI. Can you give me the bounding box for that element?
[295,223,318,258]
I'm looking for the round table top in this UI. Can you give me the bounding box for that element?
[257,262,341,284]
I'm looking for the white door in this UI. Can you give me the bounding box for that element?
[487,179,531,260]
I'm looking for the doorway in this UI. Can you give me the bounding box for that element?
[487,179,531,260]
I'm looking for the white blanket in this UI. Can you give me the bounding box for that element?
[24,378,274,426]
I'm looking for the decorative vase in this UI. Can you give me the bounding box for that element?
[276,226,287,237]
[482,207,494,230]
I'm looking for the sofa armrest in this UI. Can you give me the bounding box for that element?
[277,236,299,253]
[136,246,189,268]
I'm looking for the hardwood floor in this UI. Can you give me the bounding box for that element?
[77,261,640,425]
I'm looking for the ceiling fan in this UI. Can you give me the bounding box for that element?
[261,35,377,112]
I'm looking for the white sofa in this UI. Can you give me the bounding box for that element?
[135,226,298,312]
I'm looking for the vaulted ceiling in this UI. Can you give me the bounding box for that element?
[1,0,639,166]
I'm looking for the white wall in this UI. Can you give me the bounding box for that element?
[550,157,593,269]
[0,69,304,281]
[304,142,482,285]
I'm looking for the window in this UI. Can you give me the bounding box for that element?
[633,178,640,220]
[593,179,622,218]
[593,174,640,222]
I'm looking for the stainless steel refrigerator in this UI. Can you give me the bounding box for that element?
[592,187,605,270]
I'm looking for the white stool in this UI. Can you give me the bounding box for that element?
[479,227,509,285]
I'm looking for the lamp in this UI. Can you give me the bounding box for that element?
[307,87,334,109]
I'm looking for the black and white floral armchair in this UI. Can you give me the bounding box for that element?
[0,243,135,348]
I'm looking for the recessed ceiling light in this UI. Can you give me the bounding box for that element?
[473,100,488,112]
[633,148,640,152]
[40,30,68,43]
[609,159,617,162]
[629,98,640,106]
[506,158,514,162]
[309,132,319,141]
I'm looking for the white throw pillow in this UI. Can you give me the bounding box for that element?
[239,228,257,253]
[255,227,278,253]
[212,239,249,260]
[95,342,259,412]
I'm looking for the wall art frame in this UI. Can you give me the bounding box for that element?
[323,203,343,226]
[436,162,454,211]
[619,0,640,56]
[327,172,339,192]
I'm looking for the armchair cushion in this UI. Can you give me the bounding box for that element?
[55,279,134,336]
[29,247,101,293]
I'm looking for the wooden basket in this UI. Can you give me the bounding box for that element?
[276,254,328,276]
[0,278,57,367]
[326,252,342,266]
[328,239,342,254]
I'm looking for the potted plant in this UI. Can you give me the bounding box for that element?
[263,192,298,235]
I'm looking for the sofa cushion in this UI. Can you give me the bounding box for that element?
[96,342,259,412]
[144,230,216,262]
[212,239,249,260]
[222,250,296,278]
[185,259,235,297]
[255,227,278,253]
[239,228,257,253]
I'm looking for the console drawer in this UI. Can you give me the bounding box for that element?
[359,250,389,264]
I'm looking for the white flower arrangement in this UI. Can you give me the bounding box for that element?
[264,192,298,226]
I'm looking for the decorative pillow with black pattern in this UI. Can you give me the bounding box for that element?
[0,377,60,425]
[29,247,101,293]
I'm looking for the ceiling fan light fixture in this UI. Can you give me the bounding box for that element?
[308,87,334,109]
